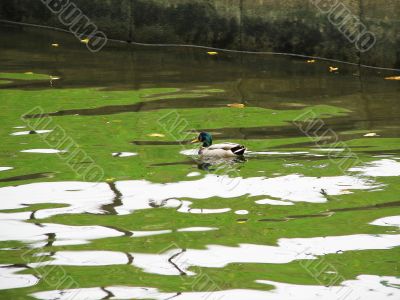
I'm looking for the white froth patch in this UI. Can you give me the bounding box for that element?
[370,216,400,228]
[21,149,66,154]
[255,199,294,205]
[112,152,138,157]
[234,210,249,215]
[0,167,13,172]
[42,234,400,276]
[0,265,39,290]
[31,276,400,300]
[11,130,52,136]
[349,159,400,177]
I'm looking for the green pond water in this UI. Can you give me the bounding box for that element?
[0,25,400,300]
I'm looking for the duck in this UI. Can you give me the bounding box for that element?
[191,132,246,157]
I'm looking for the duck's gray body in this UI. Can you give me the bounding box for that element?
[198,142,246,157]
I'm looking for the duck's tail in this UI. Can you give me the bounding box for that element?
[231,145,246,156]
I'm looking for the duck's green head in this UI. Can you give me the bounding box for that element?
[191,132,213,147]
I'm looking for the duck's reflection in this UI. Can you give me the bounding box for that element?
[150,155,247,172]
[196,156,247,172]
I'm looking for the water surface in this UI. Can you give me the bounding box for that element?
[0,24,399,299]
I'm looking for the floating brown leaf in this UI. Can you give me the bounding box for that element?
[384,76,400,80]
[147,133,165,137]
[227,103,245,108]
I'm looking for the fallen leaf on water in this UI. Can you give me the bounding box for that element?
[329,66,339,72]
[147,133,165,137]
[307,59,316,63]
[207,51,218,56]
[24,72,33,74]
[384,76,400,80]
[51,43,59,47]
[227,103,245,108]
[285,103,306,107]
[81,38,90,44]
[236,218,248,224]
[364,132,379,137]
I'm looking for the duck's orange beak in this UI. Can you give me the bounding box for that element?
[190,138,200,144]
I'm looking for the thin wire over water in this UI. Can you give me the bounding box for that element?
[1,19,400,73]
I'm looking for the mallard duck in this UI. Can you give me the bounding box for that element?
[191,132,246,157]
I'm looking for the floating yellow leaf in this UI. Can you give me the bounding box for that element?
[384,76,400,80]
[81,38,90,44]
[24,72,33,74]
[307,59,316,63]
[236,218,248,224]
[227,103,245,108]
[329,66,339,72]
[207,51,218,56]
[51,43,59,47]
[147,133,165,137]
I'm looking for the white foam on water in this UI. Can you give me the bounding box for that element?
[32,286,173,300]
[246,151,309,155]
[0,167,13,172]
[0,265,39,290]
[31,251,129,267]
[370,216,400,227]
[0,182,114,218]
[284,163,303,167]
[131,233,400,275]
[0,171,380,218]
[11,130,52,136]
[113,173,376,214]
[41,233,400,276]
[131,230,172,237]
[315,148,344,152]
[21,149,66,154]
[31,275,400,300]
[0,213,123,246]
[255,199,294,205]
[177,227,218,232]
[349,159,400,177]
[112,152,138,157]
[255,275,400,300]
[186,208,232,214]
[234,210,249,215]
[187,172,201,177]
[177,200,231,214]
